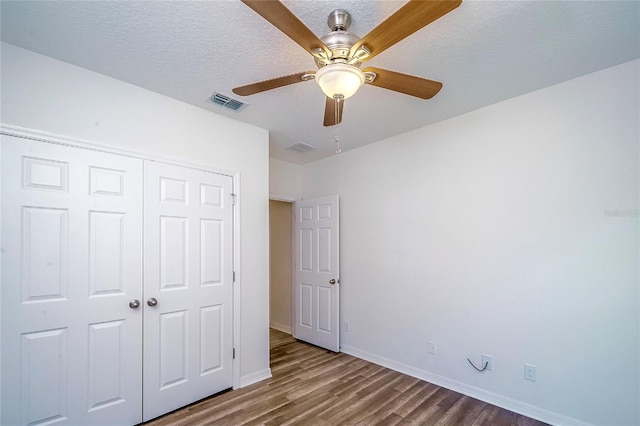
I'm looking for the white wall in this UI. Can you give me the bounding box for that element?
[0,43,271,384]
[270,158,302,200]
[300,60,639,426]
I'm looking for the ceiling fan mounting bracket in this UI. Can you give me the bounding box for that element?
[327,9,351,32]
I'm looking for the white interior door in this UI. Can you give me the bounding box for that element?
[294,195,340,352]
[143,160,234,421]
[1,136,144,425]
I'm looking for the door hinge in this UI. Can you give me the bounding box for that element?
[233,271,236,282]
[231,193,236,205]
[233,348,236,359]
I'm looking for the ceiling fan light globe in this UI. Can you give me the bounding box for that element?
[315,63,365,100]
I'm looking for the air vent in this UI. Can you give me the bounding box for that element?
[209,92,248,111]
[286,142,317,154]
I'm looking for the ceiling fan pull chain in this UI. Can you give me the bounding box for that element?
[333,94,344,125]
[332,94,343,153]
[334,131,342,154]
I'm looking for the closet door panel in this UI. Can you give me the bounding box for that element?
[1,136,144,425]
[143,160,234,422]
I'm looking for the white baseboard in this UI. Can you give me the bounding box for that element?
[240,368,271,388]
[269,322,292,334]
[340,345,592,426]
[238,368,272,389]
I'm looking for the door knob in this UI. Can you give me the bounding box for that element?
[147,297,158,307]
[129,299,140,309]
[329,279,336,285]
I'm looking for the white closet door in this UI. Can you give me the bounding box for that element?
[1,136,144,425]
[143,160,234,422]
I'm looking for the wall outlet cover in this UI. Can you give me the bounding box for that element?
[524,363,537,381]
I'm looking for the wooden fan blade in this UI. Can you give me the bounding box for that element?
[241,0,329,55]
[323,97,344,127]
[363,67,442,99]
[351,0,462,61]
[233,71,315,96]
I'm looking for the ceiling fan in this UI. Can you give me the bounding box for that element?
[233,0,462,126]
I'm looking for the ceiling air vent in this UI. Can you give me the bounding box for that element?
[286,142,317,154]
[210,92,248,111]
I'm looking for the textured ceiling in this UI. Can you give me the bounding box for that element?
[1,1,639,164]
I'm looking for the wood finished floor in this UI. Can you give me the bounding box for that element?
[144,329,548,426]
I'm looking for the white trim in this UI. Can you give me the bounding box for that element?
[340,344,593,426]
[232,173,242,390]
[269,193,298,202]
[1,123,244,395]
[291,200,298,340]
[0,124,236,178]
[239,368,272,388]
[290,201,296,339]
[0,143,2,423]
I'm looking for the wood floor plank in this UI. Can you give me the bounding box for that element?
[143,329,548,426]
[402,387,460,424]
[435,395,487,426]
[371,413,404,426]
[355,380,436,424]
[262,390,340,425]
[392,381,441,418]
[270,328,296,348]
[331,372,407,424]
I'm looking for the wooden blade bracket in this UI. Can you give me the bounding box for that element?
[364,71,377,83]
[347,46,371,65]
[311,48,331,66]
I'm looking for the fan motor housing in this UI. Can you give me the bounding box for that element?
[320,31,359,62]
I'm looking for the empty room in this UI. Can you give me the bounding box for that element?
[1,1,638,425]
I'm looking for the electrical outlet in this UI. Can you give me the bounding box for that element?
[482,354,493,371]
[428,341,437,355]
[343,321,350,333]
[524,363,537,381]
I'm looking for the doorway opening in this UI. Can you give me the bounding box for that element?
[269,199,294,350]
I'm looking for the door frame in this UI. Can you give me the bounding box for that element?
[0,124,243,390]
